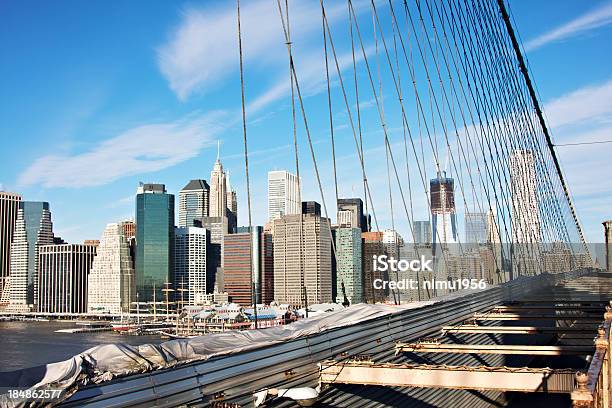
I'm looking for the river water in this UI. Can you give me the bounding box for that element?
[0,321,165,373]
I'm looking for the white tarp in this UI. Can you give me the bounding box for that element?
[0,300,436,408]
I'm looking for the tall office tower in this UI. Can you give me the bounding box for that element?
[178,179,210,227]
[121,220,136,271]
[224,226,273,306]
[38,243,96,314]
[261,230,274,305]
[268,170,301,222]
[465,212,488,246]
[226,189,238,234]
[0,192,21,295]
[604,220,612,272]
[226,171,238,223]
[413,221,431,246]
[383,229,404,259]
[335,227,363,304]
[362,232,388,303]
[430,171,457,248]
[509,150,541,278]
[209,153,227,218]
[135,183,174,303]
[88,222,135,314]
[198,216,228,293]
[224,227,255,306]
[337,198,369,232]
[273,213,332,306]
[174,227,208,306]
[2,202,53,311]
[301,201,321,217]
[509,150,541,244]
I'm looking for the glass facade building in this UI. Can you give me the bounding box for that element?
[0,201,54,310]
[136,184,175,303]
[178,179,209,228]
[465,212,488,246]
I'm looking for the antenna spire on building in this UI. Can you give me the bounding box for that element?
[217,140,220,161]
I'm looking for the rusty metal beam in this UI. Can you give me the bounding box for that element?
[441,325,593,335]
[320,361,575,393]
[395,342,594,355]
[473,313,601,321]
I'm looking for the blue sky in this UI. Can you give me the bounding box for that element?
[1,1,611,252]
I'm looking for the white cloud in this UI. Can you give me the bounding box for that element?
[524,2,612,51]
[247,44,374,114]
[158,1,337,101]
[19,112,226,188]
[106,194,135,209]
[157,0,371,103]
[544,79,612,129]
[542,80,612,242]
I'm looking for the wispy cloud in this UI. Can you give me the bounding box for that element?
[524,2,612,51]
[106,194,135,209]
[544,79,612,129]
[246,44,374,114]
[19,111,226,188]
[158,1,336,101]
[157,0,371,105]
[223,144,291,161]
[541,78,612,242]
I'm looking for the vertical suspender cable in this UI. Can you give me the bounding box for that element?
[236,0,257,327]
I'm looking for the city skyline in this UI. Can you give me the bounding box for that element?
[0,1,610,246]
[0,2,610,406]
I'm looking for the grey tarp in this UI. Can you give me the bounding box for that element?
[0,300,438,408]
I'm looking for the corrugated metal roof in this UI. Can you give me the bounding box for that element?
[55,270,598,408]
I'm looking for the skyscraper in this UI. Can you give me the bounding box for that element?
[268,170,301,222]
[273,213,332,306]
[509,150,541,277]
[198,216,227,293]
[174,227,208,305]
[301,201,321,217]
[261,230,274,305]
[509,150,541,244]
[178,179,210,227]
[88,222,135,314]
[226,171,237,213]
[413,220,431,246]
[210,152,227,219]
[224,226,274,306]
[487,209,503,279]
[383,229,404,259]
[465,212,487,246]
[430,171,457,248]
[135,183,174,303]
[38,243,96,314]
[2,202,53,311]
[337,198,369,232]
[224,229,255,306]
[335,227,363,304]
[226,178,238,234]
[362,232,387,303]
[0,192,21,295]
